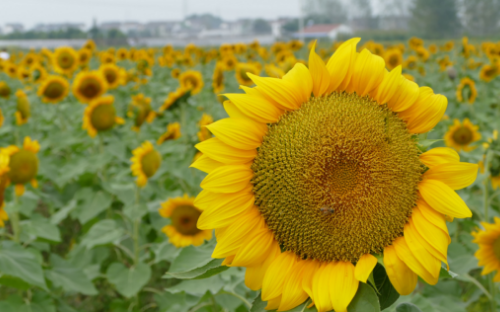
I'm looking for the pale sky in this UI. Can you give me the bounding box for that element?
[2,0,302,29]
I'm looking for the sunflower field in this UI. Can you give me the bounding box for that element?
[0,37,499,312]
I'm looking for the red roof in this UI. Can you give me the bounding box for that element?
[302,24,341,34]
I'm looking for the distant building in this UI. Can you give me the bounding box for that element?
[145,21,180,37]
[1,23,24,35]
[33,23,86,33]
[100,21,144,36]
[378,15,409,31]
[294,24,353,39]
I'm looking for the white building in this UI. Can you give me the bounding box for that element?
[294,24,353,40]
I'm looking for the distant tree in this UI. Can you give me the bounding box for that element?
[303,0,347,25]
[107,29,127,39]
[462,0,500,37]
[252,19,272,34]
[410,0,461,38]
[282,19,299,33]
[186,14,223,30]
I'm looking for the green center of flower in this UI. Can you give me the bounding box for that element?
[0,83,11,98]
[79,78,102,99]
[452,126,473,145]
[493,237,500,261]
[462,85,472,102]
[43,82,65,100]
[17,96,30,119]
[104,70,117,85]
[170,205,202,235]
[140,150,161,178]
[252,92,424,262]
[8,149,39,184]
[58,52,75,69]
[91,104,116,131]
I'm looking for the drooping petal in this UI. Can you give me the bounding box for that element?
[393,236,438,285]
[419,147,459,168]
[349,49,385,97]
[232,227,275,267]
[206,118,267,150]
[312,264,334,312]
[278,260,309,311]
[197,192,255,229]
[398,87,447,134]
[225,91,283,123]
[301,260,320,299]
[423,162,478,190]
[354,254,378,283]
[245,242,281,290]
[404,222,443,279]
[223,100,252,120]
[387,77,420,112]
[281,63,313,105]
[200,165,253,193]
[411,208,450,263]
[416,199,450,243]
[326,37,360,92]
[265,295,282,310]
[330,261,359,312]
[195,137,256,164]
[309,41,331,97]
[384,245,418,295]
[370,66,402,105]
[419,179,472,218]
[190,154,224,173]
[262,251,297,301]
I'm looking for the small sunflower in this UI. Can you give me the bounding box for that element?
[78,49,92,67]
[445,118,481,152]
[415,46,430,62]
[82,95,125,138]
[191,38,477,312]
[130,141,162,187]
[0,81,11,99]
[171,68,181,79]
[99,63,124,89]
[197,113,213,142]
[2,137,40,196]
[221,55,238,71]
[404,55,418,70]
[479,64,498,82]
[472,218,500,282]
[235,63,260,86]
[179,70,204,95]
[128,94,156,131]
[384,49,403,70]
[116,48,130,61]
[159,195,212,247]
[100,52,116,64]
[212,63,224,94]
[37,75,69,104]
[83,39,96,52]
[0,153,10,227]
[5,62,17,78]
[456,77,477,104]
[53,47,79,75]
[157,122,181,145]
[15,90,30,125]
[30,63,48,84]
[17,67,32,84]
[159,87,188,113]
[73,71,108,104]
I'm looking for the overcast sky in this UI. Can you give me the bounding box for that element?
[2,0,302,28]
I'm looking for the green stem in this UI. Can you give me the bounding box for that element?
[12,191,20,243]
[490,274,497,312]
[133,186,140,265]
[484,178,489,222]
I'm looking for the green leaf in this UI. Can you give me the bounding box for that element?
[152,241,181,263]
[372,263,399,310]
[0,241,47,290]
[21,217,61,242]
[417,139,443,150]
[165,275,225,296]
[0,275,31,290]
[81,220,124,249]
[77,191,113,224]
[348,282,380,312]
[165,257,229,280]
[167,242,216,274]
[249,294,268,312]
[106,261,152,298]
[395,303,423,312]
[50,200,77,225]
[45,254,98,295]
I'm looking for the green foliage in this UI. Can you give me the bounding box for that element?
[410,0,462,39]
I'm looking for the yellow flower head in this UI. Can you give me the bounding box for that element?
[130,141,161,187]
[159,87,188,113]
[53,47,79,75]
[404,55,418,70]
[456,77,477,104]
[0,81,11,99]
[83,39,96,52]
[128,93,155,131]
[83,95,124,138]
[5,62,17,78]
[0,153,10,227]
[157,122,181,145]
[191,38,478,312]
[37,75,69,104]
[179,70,204,95]
[171,68,181,79]
[17,67,32,83]
[159,194,212,247]
[72,71,108,104]
[15,89,30,125]
[235,63,260,87]
[116,48,130,61]
[221,54,238,71]
[99,63,124,89]
[212,63,224,94]
[264,63,285,79]
[197,113,213,142]
[472,218,500,282]
[78,49,92,66]
[384,49,403,70]
[30,63,48,84]
[445,118,481,152]
[479,64,498,82]
[2,137,40,197]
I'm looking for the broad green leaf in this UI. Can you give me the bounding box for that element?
[165,275,225,296]
[81,219,124,249]
[45,254,98,295]
[395,303,423,312]
[77,191,113,224]
[417,139,443,150]
[165,258,229,279]
[348,282,380,312]
[21,217,61,242]
[106,261,152,298]
[153,241,181,263]
[0,241,47,290]
[0,275,31,290]
[372,263,399,310]
[168,241,216,274]
[50,200,77,225]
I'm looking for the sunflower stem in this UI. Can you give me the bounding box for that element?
[133,186,140,265]
[490,274,497,312]
[483,151,491,222]
[11,190,20,243]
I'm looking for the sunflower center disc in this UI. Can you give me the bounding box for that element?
[140,150,161,178]
[252,92,424,262]
[452,126,473,145]
[8,149,39,184]
[493,237,500,261]
[44,82,64,99]
[170,205,202,235]
[79,78,101,99]
[91,104,116,131]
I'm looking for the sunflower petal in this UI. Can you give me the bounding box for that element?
[207,118,267,150]
[245,242,281,290]
[190,154,224,173]
[411,209,449,264]
[387,77,420,112]
[225,91,283,123]
[200,165,253,193]
[419,179,472,218]
[195,137,256,164]
[330,261,359,312]
[404,222,443,279]
[399,87,447,134]
[423,162,478,190]
[419,147,460,168]
[416,200,451,243]
[312,264,334,312]
[278,260,309,311]
[309,41,331,97]
[393,236,438,285]
[354,254,378,283]
[232,227,275,267]
[350,49,385,96]
[197,192,255,229]
[384,245,418,295]
[262,252,297,301]
[326,37,360,92]
[370,66,401,104]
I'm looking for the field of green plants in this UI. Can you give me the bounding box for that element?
[0,38,499,312]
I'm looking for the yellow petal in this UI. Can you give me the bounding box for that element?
[194,189,219,210]
[350,49,385,96]
[370,66,402,104]
[301,260,320,299]
[404,222,442,279]
[197,192,255,229]
[312,264,334,312]
[419,147,459,168]
[398,87,447,134]
[223,100,251,120]
[411,208,449,263]
[15,184,25,197]
[309,41,331,97]
[245,242,281,290]
[418,179,472,218]
[225,91,283,123]
[232,227,275,267]
[206,118,267,150]
[416,200,450,243]
[265,295,282,310]
[384,245,417,295]
[281,63,313,105]
[423,162,478,190]
[354,254,378,283]
[393,236,438,285]
[326,37,360,92]
[330,261,359,312]
[195,137,256,164]
[262,251,297,301]
[200,165,253,193]
[190,154,224,173]
[278,260,309,311]
[387,77,420,112]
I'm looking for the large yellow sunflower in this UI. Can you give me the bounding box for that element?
[73,71,108,104]
[99,63,124,89]
[445,118,481,152]
[15,90,30,125]
[82,95,125,138]
[157,122,181,145]
[37,75,69,104]
[130,141,161,187]
[179,70,204,95]
[472,217,500,282]
[2,137,40,197]
[456,77,477,104]
[158,194,212,247]
[53,47,79,76]
[191,38,478,312]
[235,63,260,86]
